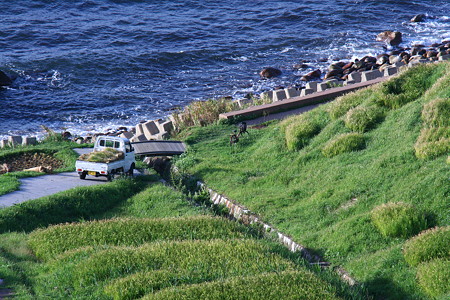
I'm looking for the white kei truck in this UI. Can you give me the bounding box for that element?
[75,136,136,181]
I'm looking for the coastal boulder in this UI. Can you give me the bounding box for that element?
[0,70,12,86]
[376,31,403,46]
[300,69,321,81]
[324,69,342,80]
[410,14,426,22]
[260,67,282,79]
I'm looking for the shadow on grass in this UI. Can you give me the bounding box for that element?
[364,276,413,300]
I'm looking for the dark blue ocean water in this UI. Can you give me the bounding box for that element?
[1,0,449,138]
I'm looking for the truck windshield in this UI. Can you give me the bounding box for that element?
[99,140,121,148]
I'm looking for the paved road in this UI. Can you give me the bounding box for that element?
[0,148,109,208]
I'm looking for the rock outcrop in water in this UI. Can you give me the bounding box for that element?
[0,70,12,86]
[260,67,282,79]
[376,31,403,46]
[410,14,426,22]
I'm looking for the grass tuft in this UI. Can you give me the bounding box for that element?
[28,216,251,261]
[376,63,445,109]
[344,105,384,133]
[322,132,365,157]
[370,202,428,238]
[172,98,235,131]
[422,98,450,128]
[285,116,321,151]
[327,89,372,120]
[416,258,450,298]
[142,271,340,300]
[403,226,450,267]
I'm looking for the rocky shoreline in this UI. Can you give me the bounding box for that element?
[1,26,450,148]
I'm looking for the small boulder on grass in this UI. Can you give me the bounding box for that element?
[322,133,365,157]
[344,105,384,133]
[370,202,428,239]
[416,258,450,298]
[403,226,450,266]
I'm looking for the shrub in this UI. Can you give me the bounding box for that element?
[28,216,250,261]
[370,202,428,238]
[172,98,235,131]
[403,226,450,266]
[416,127,450,144]
[422,98,450,127]
[416,258,450,298]
[344,105,384,132]
[142,271,339,300]
[414,139,450,160]
[285,117,321,151]
[327,89,369,120]
[73,239,295,286]
[322,133,365,157]
[0,178,146,233]
[376,63,445,109]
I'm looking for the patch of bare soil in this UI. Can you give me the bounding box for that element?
[0,152,63,175]
[250,124,268,130]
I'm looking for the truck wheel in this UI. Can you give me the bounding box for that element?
[79,172,86,180]
[107,173,115,182]
[127,165,134,177]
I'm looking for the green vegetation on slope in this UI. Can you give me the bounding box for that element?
[143,271,340,300]
[177,62,450,299]
[28,216,253,260]
[0,169,355,299]
[0,177,148,233]
[0,139,84,195]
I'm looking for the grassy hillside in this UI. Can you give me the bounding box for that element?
[176,62,450,299]
[0,173,359,299]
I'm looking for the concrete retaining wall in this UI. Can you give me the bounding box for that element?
[197,181,357,286]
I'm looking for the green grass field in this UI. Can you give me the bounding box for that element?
[175,62,450,299]
[0,172,357,299]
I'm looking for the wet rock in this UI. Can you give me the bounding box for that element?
[300,69,321,81]
[417,49,427,56]
[411,47,421,56]
[293,63,309,69]
[0,70,12,86]
[363,56,377,64]
[426,50,438,58]
[260,67,282,79]
[376,31,403,46]
[342,62,354,70]
[437,51,447,58]
[389,55,401,64]
[410,14,426,22]
[377,55,389,65]
[353,60,366,69]
[324,69,342,79]
[62,131,72,140]
[343,68,355,75]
